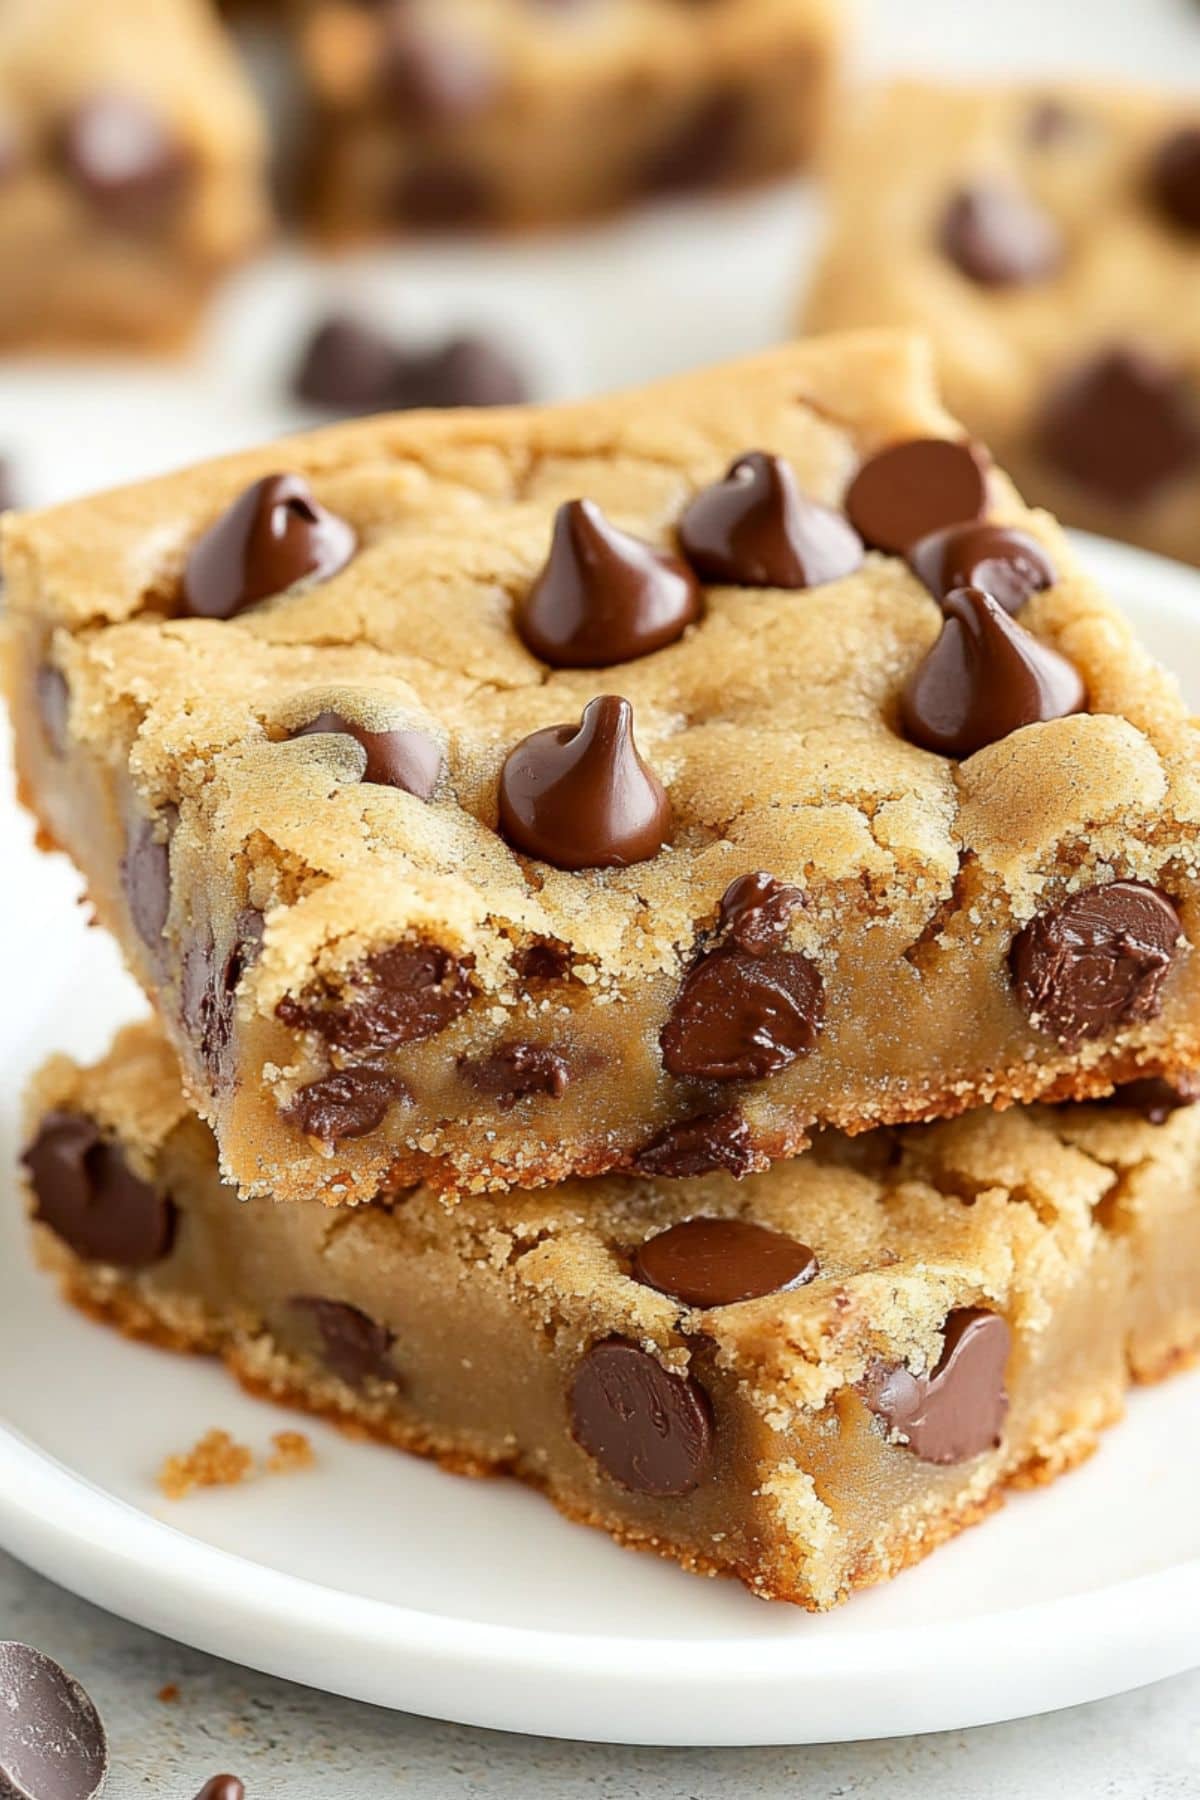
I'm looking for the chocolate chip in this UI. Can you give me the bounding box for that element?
[292,313,406,415]
[633,1110,756,1179]
[379,19,499,123]
[716,871,803,954]
[0,1641,108,1800]
[395,161,496,228]
[277,942,472,1055]
[902,586,1085,757]
[23,1112,176,1269]
[285,1065,410,1142]
[845,439,990,554]
[191,1779,245,1800]
[570,1339,713,1496]
[518,500,701,668]
[1150,126,1200,236]
[460,1041,569,1110]
[907,520,1056,614]
[678,452,864,590]
[1106,1072,1200,1123]
[58,93,189,231]
[1036,346,1200,506]
[391,336,528,410]
[498,695,671,870]
[515,941,571,982]
[182,474,357,621]
[660,944,824,1083]
[181,909,264,1089]
[35,667,69,757]
[121,806,176,951]
[639,86,748,194]
[291,1297,396,1389]
[862,1308,1010,1465]
[1011,882,1183,1046]
[938,183,1062,287]
[290,710,443,798]
[634,1217,817,1309]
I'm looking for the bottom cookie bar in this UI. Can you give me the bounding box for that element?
[21,1024,1200,1610]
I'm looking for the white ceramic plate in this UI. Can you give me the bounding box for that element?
[1,538,1199,1747]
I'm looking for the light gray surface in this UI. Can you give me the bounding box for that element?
[2,1550,1197,1798]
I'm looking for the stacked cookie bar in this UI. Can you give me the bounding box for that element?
[10,333,1200,1607]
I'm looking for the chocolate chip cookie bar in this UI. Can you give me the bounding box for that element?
[298,0,843,236]
[23,1022,1200,1609]
[9,334,1200,1205]
[0,0,268,350]
[804,82,1200,567]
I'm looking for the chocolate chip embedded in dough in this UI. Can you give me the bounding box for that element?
[634,1217,818,1308]
[1106,1072,1200,1124]
[1036,346,1200,506]
[861,1308,1011,1465]
[569,1339,714,1496]
[460,1041,569,1111]
[633,1110,757,1180]
[290,710,444,798]
[23,1112,176,1268]
[121,806,177,950]
[679,452,863,590]
[845,439,990,554]
[285,1065,411,1143]
[660,944,823,1082]
[277,942,473,1056]
[938,182,1062,287]
[1010,882,1183,1047]
[715,871,804,954]
[182,474,357,620]
[290,1297,397,1389]
[906,521,1055,614]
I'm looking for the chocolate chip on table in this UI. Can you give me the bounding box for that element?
[181,474,357,621]
[639,85,748,195]
[678,452,864,589]
[277,942,472,1055]
[1106,1072,1200,1123]
[938,183,1062,287]
[1036,346,1200,506]
[22,1112,176,1269]
[634,1217,818,1308]
[379,18,500,124]
[391,336,528,410]
[901,585,1085,758]
[285,1065,410,1142]
[461,1041,569,1110]
[716,871,804,953]
[181,909,264,1089]
[121,806,176,951]
[34,667,69,757]
[58,92,189,231]
[498,695,671,870]
[292,317,528,418]
[0,1641,108,1800]
[844,439,990,554]
[192,1779,245,1800]
[518,500,701,667]
[907,521,1055,614]
[570,1339,714,1496]
[862,1308,1011,1465]
[395,161,496,229]
[290,710,444,798]
[633,1110,757,1179]
[291,1297,396,1389]
[1011,882,1183,1047]
[1149,126,1200,236]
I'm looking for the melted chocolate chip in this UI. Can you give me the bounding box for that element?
[1011,882,1183,1047]
[661,944,824,1083]
[23,1112,176,1268]
[498,695,671,870]
[845,439,990,554]
[902,586,1085,757]
[570,1339,713,1496]
[396,161,496,228]
[515,941,571,983]
[58,92,189,231]
[938,183,1062,286]
[181,909,264,1089]
[379,19,500,123]
[182,474,357,621]
[192,1779,245,1800]
[460,1041,569,1110]
[518,500,700,667]
[35,666,69,756]
[285,1065,410,1142]
[1106,1072,1200,1124]
[121,806,176,951]
[291,1297,396,1389]
[277,942,472,1055]
[716,871,803,953]
[639,86,748,194]
[907,521,1056,614]
[633,1110,756,1180]
[0,1641,108,1800]
[1037,346,1200,505]
[290,710,443,798]
[862,1308,1011,1465]
[678,452,863,590]
[634,1217,818,1308]
[1150,126,1200,236]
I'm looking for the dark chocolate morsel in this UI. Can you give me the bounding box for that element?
[678,451,863,590]
[58,92,189,231]
[515,941,572,983]
[290,709,443,798]
[285,1065,410,1142]
[1036,346,1200,506]
[518,499,701,667]
[181,909,264,1089]
[291,313,406,415]
[1150,126,1200,236]
[121,806,176,950]
[390,335,528,411]
[498,695,671,870]
[182,473,357,621]
[23,1112,176,1268]
[291,1297,396,1389]
[633,1110,756,1180]
[0,1640,108,1800]
[716,871,804,953]
[1010,882,1184,1047]
[569,1338,714,1496]
[277,942,472,1055]
[901,585,1085,757]
[460,1041,569,1111]
[634,1217,818,1308]
[661,944,823,1083]
[191,1779,245,1800]
[938,182,1062,287]
[845,439,990,554]
[906,520,1055,614]
[1105,1072,1200,1124]
[639,85,748,194]
[862,1308,1011,1465]
[35,666,70,757]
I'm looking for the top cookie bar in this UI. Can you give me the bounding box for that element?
[7,332,1200,1203]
